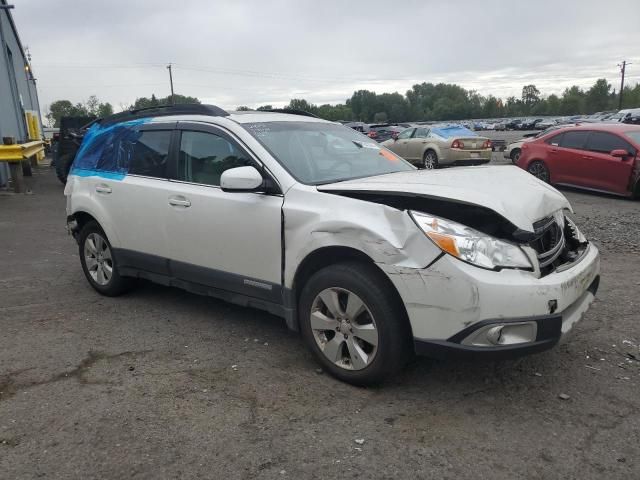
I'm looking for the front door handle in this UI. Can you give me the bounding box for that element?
[95,184,112,194]
[169,196,191,208]
[582,156,592,160]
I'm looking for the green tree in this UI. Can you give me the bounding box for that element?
[482,95,502,118]
[256,105,273,111]
[559,86,586,115]
[348,90,378,121]
[546,94,561,115]
[521,85,541,110]
[621,83,640,108]
[373,112,388,123]
[46,96,114,126]
[133,93,200,109]
[287,99,318,114]
[585,79,612,113]
[236,106,252,111]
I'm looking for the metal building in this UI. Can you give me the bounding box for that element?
[0,0,42,187]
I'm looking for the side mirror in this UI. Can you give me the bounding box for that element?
[610,149,629,158]
[220,166,263,191]
[391,132,399,140]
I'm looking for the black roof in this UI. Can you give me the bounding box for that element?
[98,104,229,126]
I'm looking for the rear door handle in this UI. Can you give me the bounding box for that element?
[549,148,558,153]
[95,184,112,194]
[168,196,191,208]
[582,156,592,160]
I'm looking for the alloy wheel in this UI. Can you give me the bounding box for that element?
[528,162,549,182]
[512,151,521,163]
[424,152,437,169]
[84,232,113,286]
[310,287,379,370]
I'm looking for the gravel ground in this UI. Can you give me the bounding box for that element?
[0,166,638,480]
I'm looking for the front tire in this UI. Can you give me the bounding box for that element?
[510,149,521,164]
[78,221,132,296]
[527,160,550,183]
[299,262,411,386]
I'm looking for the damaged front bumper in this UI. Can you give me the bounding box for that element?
[381,243,600,360]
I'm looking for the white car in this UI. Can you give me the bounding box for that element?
[65,105,600,385]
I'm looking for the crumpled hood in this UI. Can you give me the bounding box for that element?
[317,166,571,233]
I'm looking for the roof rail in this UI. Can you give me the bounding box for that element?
[99,104,229,126]
[262,108,319,118]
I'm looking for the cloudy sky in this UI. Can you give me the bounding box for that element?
[11,0,640,113]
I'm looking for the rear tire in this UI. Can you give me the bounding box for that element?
[78,221,133,296]
[527,160,550,183]
[510,149,521,164]
[423,150,439,170]
[299,261,411,386]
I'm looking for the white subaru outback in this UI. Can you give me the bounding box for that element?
[65,105,600,385]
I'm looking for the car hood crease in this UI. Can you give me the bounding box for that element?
[317,166,571,233]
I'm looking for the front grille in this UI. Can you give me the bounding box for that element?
[529,213,586,276]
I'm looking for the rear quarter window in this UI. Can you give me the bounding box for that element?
[545,133,564,146]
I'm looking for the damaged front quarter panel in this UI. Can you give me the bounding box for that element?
[281,185,443,289]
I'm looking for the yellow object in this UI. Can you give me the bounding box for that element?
[24,111,46,163]
[0,141,45,163]
[425,231,461,257]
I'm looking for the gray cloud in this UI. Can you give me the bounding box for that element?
[11,0,640,112]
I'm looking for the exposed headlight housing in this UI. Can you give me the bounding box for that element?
[565,215,587,243]
[410,211,532,270]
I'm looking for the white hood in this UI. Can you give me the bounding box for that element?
[317,166,570,232]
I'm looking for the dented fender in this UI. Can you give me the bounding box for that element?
[282,185,442,288]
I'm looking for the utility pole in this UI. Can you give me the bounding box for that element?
[167,63,175,105]
[618,60,631,110]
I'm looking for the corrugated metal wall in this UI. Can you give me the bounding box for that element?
[0,2,42,186]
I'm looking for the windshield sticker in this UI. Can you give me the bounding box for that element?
[353,141,380,150]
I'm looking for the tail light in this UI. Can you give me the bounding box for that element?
[368,131,377,138]
[451,139,465,149]
[482,140,492,149]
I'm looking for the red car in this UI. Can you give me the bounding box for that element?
[517,123,640,198]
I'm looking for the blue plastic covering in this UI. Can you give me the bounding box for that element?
[431,125,478,139]
[70,118,151,180]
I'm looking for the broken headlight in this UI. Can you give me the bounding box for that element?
[410,211,532,270]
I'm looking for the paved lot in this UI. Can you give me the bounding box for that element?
[1,166,639,479]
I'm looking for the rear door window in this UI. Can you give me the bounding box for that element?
[585,132,634,155]
[126,130,172,178]
[559,131,590,150]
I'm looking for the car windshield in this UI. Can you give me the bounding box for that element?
[243,121,415,184]
[625,131,640,143]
